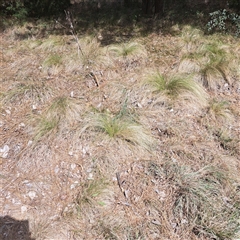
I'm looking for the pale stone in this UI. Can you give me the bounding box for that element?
[28,191,37,200]
[21,205,28,213]
[0,145,10,158]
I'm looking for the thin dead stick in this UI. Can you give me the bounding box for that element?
[116,172,131,207]
[90,71,99,87]
[64,10,84,57]
[116,172,124,193]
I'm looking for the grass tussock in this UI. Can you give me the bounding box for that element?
[33,96,82,141]
[37,35,67,52]
[213,128,240,155]
[43,54,62,67]
[199,41,233,88]
[179,36,239,91]
[146,72,208,106]
[85,110,154,150]
[78,36,110,68]
[206,99,233,122]
[72,177,109,215]
[109,41,146,59]
[180,25,204,52]
[1,81,53,104]
[148,162,240,240]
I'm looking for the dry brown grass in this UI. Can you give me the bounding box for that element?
[178,33,240,92]
[1,20,240,240]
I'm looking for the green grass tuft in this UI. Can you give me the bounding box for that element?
[147,72,207,105]
[109,42,146,58]
[33,96,81,141]
[93,111,154,150]
[43,54,62,67]
[179,38,238,91]
[1,81,53,104]
[207,99,233,122]
[148,162,240,239]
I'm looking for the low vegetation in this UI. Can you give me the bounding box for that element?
[0,7,240,240]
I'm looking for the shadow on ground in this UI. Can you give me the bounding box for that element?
[0,216,35,240]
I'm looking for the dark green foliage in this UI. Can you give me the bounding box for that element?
[229,0,240,12]
[0,0,27,19]
[24,0,70,17]
[207,9,240,37]
[0,0,70,18]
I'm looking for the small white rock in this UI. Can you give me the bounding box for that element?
[70,91,74,98]
[137,102,142,108]
[5,109,11,115]
[68,151,73,156]
[0,145,10,158]
[19,122,25,128]
[71,163,76,170]
[54,166,59,174]
[28,191,37,200]
[88,173,94,180]
[151,219,161,226]
[181,218,188,224]
[21,205,28,213]
[86,168,92,173]
[27,140,33,146]
[22,180,30,184]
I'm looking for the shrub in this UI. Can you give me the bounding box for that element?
[207,9,240,37]
[1,0,28,19]
[1,0,70,17]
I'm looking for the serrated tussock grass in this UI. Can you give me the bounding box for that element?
[74,177,108,211]
[179,38,238,91]
[206,99,233,122]
[78,36,110,67]
[146,72,207,106]
[37,35,67,52]
[109,41,146,58]
[180,25,204,52]
[43,54,62,67]
[83,106,154,151]
[33,96,82,141]
[199,42,232,88]
[212,128,240,155]
[1,81,53,104]
[148,162,240,240]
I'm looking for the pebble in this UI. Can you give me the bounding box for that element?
[88,173,94,180]
[19,122,25,128]
[0,145,10,158]
[28,191,37,200]
[21,205,28,213]
[71,163,76,170]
